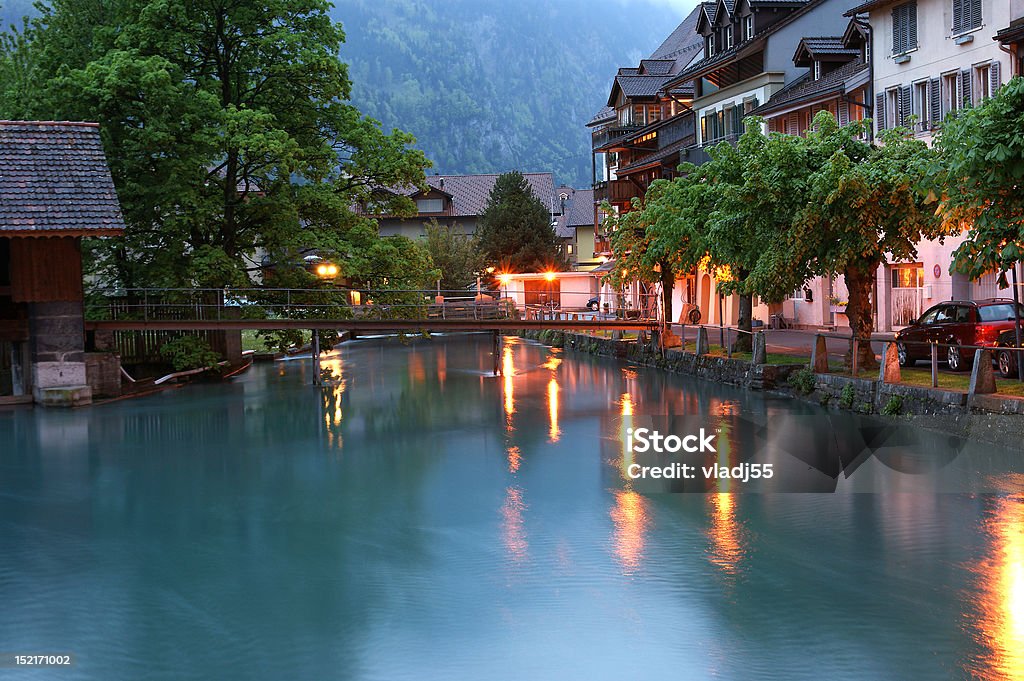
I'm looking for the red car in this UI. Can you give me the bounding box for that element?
[895,299,1024,371]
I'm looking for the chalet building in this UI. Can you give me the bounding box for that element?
[373,173,557,240]
[588,7,705,256]
[0,121,125,406]
[845,0,1020,330]
[553,186,601,271]
[996,15,1024,75]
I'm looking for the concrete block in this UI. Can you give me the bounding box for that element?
[811,334,829,373]
[32,361,87,389]
[751,331,766,366]
[879,342,901,384]
[696,326,709,356]
[969,349,997,396]
[34,384,92,408]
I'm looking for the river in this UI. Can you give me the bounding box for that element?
[1,334,1022,680]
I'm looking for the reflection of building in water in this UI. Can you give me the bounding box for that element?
[502,486,529,563]
[968,496,1024,680]
[707,493,745,576]
[610,489,649,575]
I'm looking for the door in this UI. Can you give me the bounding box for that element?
[890,265,924,327]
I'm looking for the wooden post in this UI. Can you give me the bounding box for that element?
[311,330,321,386]
[493,330,500,376]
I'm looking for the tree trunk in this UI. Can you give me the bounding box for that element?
[733,292,753,352]
[844,264,878,370]
[660,260,674,323]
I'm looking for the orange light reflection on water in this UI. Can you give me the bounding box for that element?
[619,393,634,480]
[610,489,649,575]
[502,486,529,563]
[707,493,744,576]
[507,446,521,474]
[969,496,1024,680]
[502,345,515,419]
[547,379,560,442]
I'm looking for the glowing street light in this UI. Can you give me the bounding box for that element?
[316,263,339,278]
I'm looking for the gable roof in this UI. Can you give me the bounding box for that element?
[750,58,868,115]
[0,121,125,236]
[378,173,557,219]
[793,36,860,65]
[649,5,706,65]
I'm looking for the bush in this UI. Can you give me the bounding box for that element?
[159,336,220,371]
[788,367,816,395]
[839,383,856,409]
[882,395,903,416]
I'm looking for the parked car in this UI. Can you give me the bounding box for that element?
[996,327,1024,378]
[896,299,1024,371]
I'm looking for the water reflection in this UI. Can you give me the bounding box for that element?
[507,445,521,474]
[502,486,529,563]
[707,493,745,577]
[968,496,1024,680]
[547,379,560,442]
[503,344,515,420]
[610,490,649,575]
[619,393,634,481]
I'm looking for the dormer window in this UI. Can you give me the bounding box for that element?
[744,15,753,40]
[814,61,822,80]
[725,27,734,49]
[416,198,444,213]
[707,34,716,55]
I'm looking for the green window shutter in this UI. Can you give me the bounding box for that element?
[960,69,972,108]
[875,92,886,132]
[929,77,941,126]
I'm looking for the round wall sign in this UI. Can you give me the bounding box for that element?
[933,264,941,279]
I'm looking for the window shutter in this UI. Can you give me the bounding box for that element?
[838,100,850,126]
[876,92,886,132]
[929,77,941,125]
[952,0,963,34]
[990,61,1001,93]
[961,69,972,108]
[908,3,918,49]
[900,85,912,128]
[969,0,981,31]
[892,6,903,53]
[787,113,798,135]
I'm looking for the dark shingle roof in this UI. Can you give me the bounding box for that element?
[649,5,707,67]
[587,106,617,127]
[614,75,674,99]
[378,173,557,219]
[0,121,125,235]
[797,36,861,59]
[553,187,597,238]
[638,59,675,75]
[751,59,868,114]
[617,137,694,174]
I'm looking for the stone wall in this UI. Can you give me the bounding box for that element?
[85,352,122,399]
[28,300,91,404]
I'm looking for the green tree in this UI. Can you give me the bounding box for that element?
[476,171,563,273]
[793,112,943,368]
[423,219,485,291]
[930,77,1024,283]
[0,0,431,289]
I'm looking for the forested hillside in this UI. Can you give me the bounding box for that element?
[1,0,684,187]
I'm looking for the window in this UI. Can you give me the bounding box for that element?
[952,0,981,35]
[886,88,900,128]
[814,61,822,80]
[725,26,734,50]
[706,34,715,55]
[974,63,991,104]
[892,265,923,289]
[416,198,444,213]
[918,308,940,325]
[744,15,753,40]
[912,81,929,130]
[892,2,917,55]
[942,72,960,116]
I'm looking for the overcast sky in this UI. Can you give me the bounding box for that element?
[623,0,701,12]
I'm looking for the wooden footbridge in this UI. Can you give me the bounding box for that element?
[84,288,662,379]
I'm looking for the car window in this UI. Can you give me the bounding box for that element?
[933,306,953,323]
[918,308,940,325]
[954,306,971,323]
[978,303,1024,322]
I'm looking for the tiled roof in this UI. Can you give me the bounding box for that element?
[378,173,557,219]
[587,106,616,127]
[798,36,860,58]
[617,67,640,76]
[0,121,125,235]
[701,2,718,24]
[751,59,868,114]
[638,59,675,75]
[553,187,597,238]
[649,5,706,67]
[613,75,674,100]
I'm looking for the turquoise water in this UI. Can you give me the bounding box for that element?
[1,335,1022,680]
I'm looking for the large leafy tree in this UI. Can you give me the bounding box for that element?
[0,0,432,289]
[793,112,943,368]
[476,171,562,273]
[930,77,1024,284]
[423,219,485,291]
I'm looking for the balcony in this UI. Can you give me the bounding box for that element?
[593,179,643,204]
[591,124,643,151]
[679,133,742,166]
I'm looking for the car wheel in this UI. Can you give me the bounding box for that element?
[688,308,701,324]
[896,342,915,367]
[998,349,1017,378]
[947,342,966,372]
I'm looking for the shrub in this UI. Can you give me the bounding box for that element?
[159,336,220,371]
[788,367,817,395]
[882,395,903,416]
[839,383,856,409]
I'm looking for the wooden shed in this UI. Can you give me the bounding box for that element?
[0,121,125,405]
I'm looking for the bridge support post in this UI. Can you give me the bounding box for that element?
[311,330,321,386]
[493,331,501,376]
